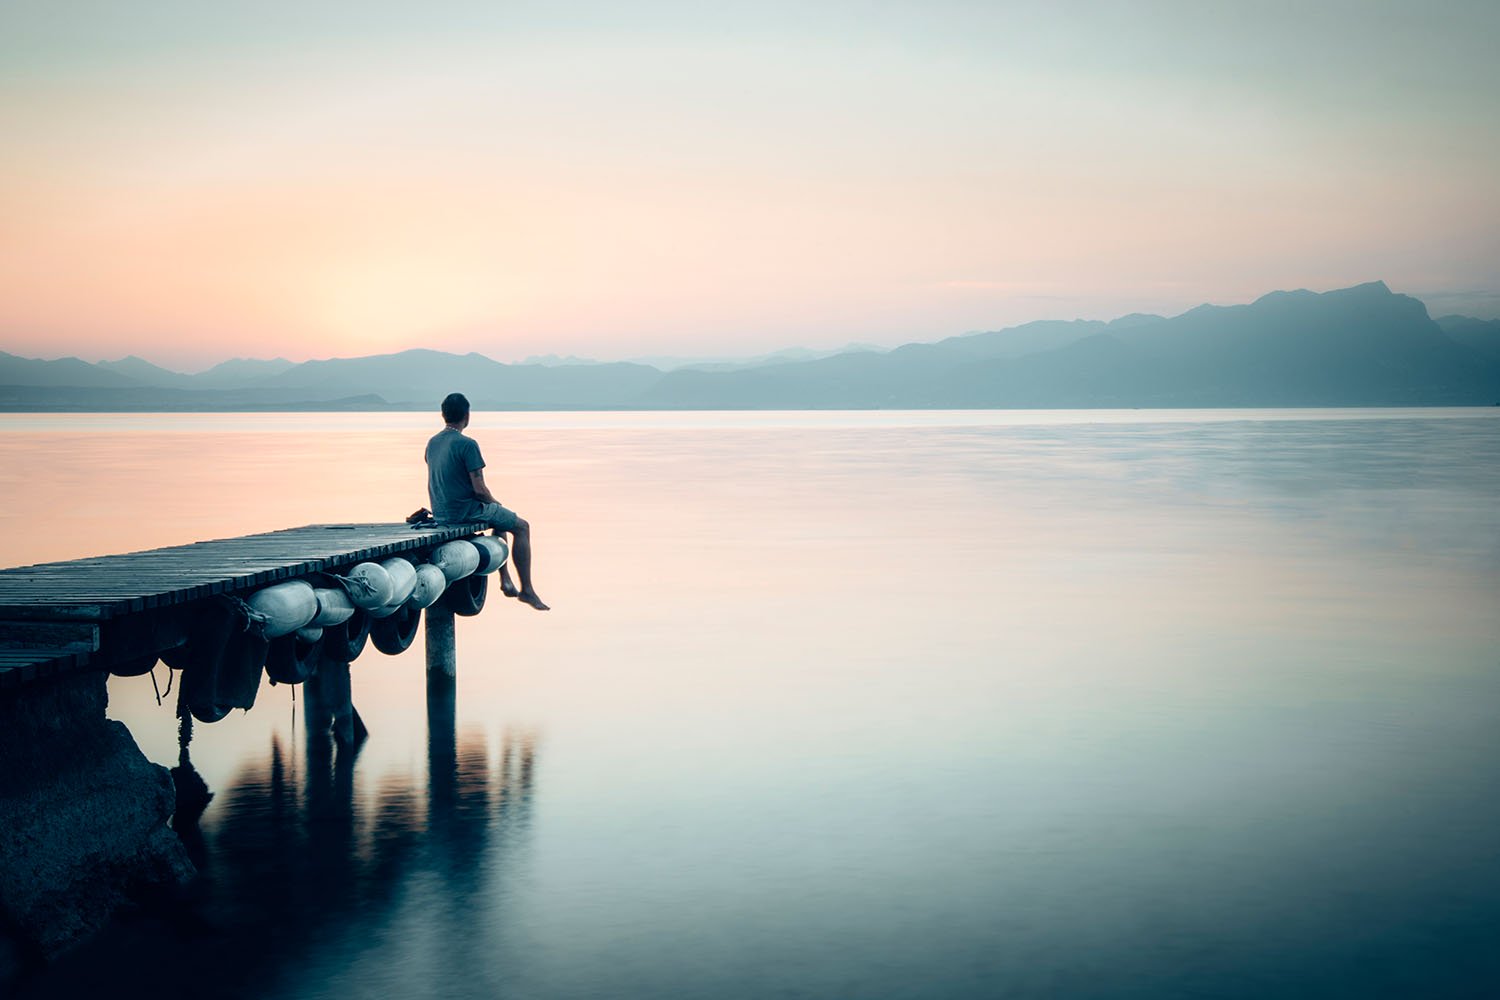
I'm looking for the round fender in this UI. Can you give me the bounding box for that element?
[310,587,355,627]
[319,611,369,665]
[323,610,371,663]
[471,536,508,574]
[189,699,230,725]
[266,632,323,685]
[159,643,191,671]
[245,580,317,639]
[370,603,421,655]
[339,562,394,610]
[109,653,158,677]
[407,564,447,609]
[432,540,480,583]
[443,573,487,617]
[379,557,418,605]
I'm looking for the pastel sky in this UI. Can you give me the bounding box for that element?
[2,1,1497,370]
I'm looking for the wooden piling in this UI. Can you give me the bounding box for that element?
[425,604,457,679]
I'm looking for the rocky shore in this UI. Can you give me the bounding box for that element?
[0,671,194,978]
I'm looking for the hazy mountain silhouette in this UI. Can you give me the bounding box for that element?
[96,355,195,386]
[0,351,141,389]
[94,355,296,389]
[3,283,1497,410]
[674,343,885,373]
[193,357,296,386]
[640,283,1498,407]
[253,348,661,407]
[1435,315,1500,363]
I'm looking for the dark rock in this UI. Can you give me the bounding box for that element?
[0,672,195,959]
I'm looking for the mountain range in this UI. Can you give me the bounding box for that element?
[3,282,1498,410]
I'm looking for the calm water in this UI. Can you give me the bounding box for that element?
[4,409,1500,999]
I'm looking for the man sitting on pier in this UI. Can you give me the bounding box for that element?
[425,392,549,611]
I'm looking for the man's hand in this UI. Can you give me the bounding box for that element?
[469,468,499,506]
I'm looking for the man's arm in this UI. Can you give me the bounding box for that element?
[469,468,499,506]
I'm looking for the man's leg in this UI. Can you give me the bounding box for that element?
[508,518,548,611]
[482,503,547,611]
[493,533,520,598]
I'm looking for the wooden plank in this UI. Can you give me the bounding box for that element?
[0,648,84,683]
[0,621,100,652]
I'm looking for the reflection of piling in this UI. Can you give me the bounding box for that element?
[425,604,457,679]
[305,656,367,749]
[426,669,458,823]
[427,671,457,766]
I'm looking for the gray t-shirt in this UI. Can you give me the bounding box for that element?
[425,428,487,522]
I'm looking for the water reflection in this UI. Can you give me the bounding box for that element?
[11,411,1500,998]
[169,713,213,870]
[16,686,538,1000]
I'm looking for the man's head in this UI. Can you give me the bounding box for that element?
[441,392,470,426]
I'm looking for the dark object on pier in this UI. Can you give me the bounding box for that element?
[217,629,270,713]
[182,600,238,723]
[181,598,269,722]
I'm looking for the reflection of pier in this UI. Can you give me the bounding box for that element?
[0,522,511,968]
[17,691,540,998]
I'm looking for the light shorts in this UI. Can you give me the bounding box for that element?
[475,501,521,532]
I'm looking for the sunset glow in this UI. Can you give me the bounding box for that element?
[2,2,1496,368]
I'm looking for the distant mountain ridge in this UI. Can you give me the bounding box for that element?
[3,282,1498,410]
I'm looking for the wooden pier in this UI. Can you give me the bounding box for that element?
[0,520,507,966]
[0,522,487,689]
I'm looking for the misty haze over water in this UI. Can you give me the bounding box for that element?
[4,409,1500,999]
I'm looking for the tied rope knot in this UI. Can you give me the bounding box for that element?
[331,572,382,600]
[223,594,270,633]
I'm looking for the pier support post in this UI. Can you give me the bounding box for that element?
[425,604,456,679]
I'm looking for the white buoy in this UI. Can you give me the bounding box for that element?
[432,540,480,583]
[338,562,394,610]
[407,564,447,609]
[470,536,509,574]
[311,587,355,626]
[246,581,318,639]
[380,557,418,605]
[369,601,404,619]
[295,625,324,644]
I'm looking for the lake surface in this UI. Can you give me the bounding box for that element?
[4,409,1500,999]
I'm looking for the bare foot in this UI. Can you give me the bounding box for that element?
[498,568,519,598]
[517,591,549,611]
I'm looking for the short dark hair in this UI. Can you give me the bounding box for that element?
[441,392,470,424]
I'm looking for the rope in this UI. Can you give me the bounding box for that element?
[222,594,269,632]
[331,572,383,600]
